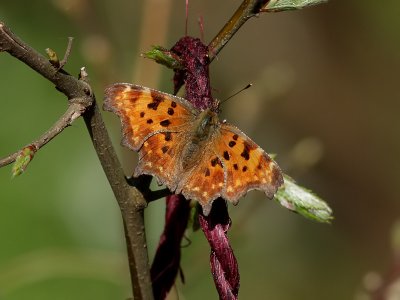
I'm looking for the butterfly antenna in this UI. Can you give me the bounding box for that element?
[185,0,189,36]
[220,83,253,105]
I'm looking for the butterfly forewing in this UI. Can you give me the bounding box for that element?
[216,124,283,203]
[104,83,195,151]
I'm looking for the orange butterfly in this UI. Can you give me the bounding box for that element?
[104,83,283,215]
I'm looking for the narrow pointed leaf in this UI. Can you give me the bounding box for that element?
[275,175,333,223]
[263,0,327,12]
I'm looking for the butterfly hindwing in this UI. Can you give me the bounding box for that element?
[135,131,187,191]
[179,149,225,215]
[104,83,195,151]
[216,124,283,203]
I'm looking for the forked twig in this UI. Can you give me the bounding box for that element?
[0,100,87,168]
[0,21,153,300]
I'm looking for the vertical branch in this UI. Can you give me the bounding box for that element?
[82,103,153,300]
[0,22,154,300]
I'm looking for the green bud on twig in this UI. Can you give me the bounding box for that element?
[12,145,36,177]
[45,48,60,68]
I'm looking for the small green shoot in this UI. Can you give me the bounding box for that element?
[45,48,60,68]
[143,46,183,70]
[12,145,36,177]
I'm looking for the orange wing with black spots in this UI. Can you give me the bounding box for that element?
[216,124,283,204]
[104,83,284,216]
[178,152,225,215]
[135,131,187,192]
[104,83,195,151]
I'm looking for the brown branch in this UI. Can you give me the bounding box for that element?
[0,21,153,300]
[82,102,152,299]
[0,100,86,168]
[208,0,270,61]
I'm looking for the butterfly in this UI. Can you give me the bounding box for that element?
[104,83,283,215]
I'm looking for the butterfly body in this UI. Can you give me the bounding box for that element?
[180,109,218,171]
[104,83,283,215]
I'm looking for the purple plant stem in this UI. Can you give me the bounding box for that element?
[170,36,213,110]
[150,195,191,300]
[151,36,240,299]
[199,199,240,299]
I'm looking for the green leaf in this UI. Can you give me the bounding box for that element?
[275,175,333,223]
[143,46,183,70]
[263,0,327,12]
[12,145,36,177]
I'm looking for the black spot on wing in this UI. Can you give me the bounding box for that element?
[223,151,230,161]
[160,120,171,127]
[148,91,164,110]
[161,146,169,154]
[162,132,172,141]
[211,157,222,168]
[241,142,251,160]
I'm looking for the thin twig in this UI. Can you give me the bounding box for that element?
[208,0,270,61]
[0,101,86,168]
[59,37,74,69]
[0,21,153,300]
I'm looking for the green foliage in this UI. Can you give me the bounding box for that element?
[263,0,327,12]
[143,46,183,70]
[275,175,333,223]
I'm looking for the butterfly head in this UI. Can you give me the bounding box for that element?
[195,109,219,140]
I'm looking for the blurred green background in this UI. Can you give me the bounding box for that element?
[1,0,400,299]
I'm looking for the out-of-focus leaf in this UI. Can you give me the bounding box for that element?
[275,175,333,223]
[263,0,327,12]
[188,202,201,232]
